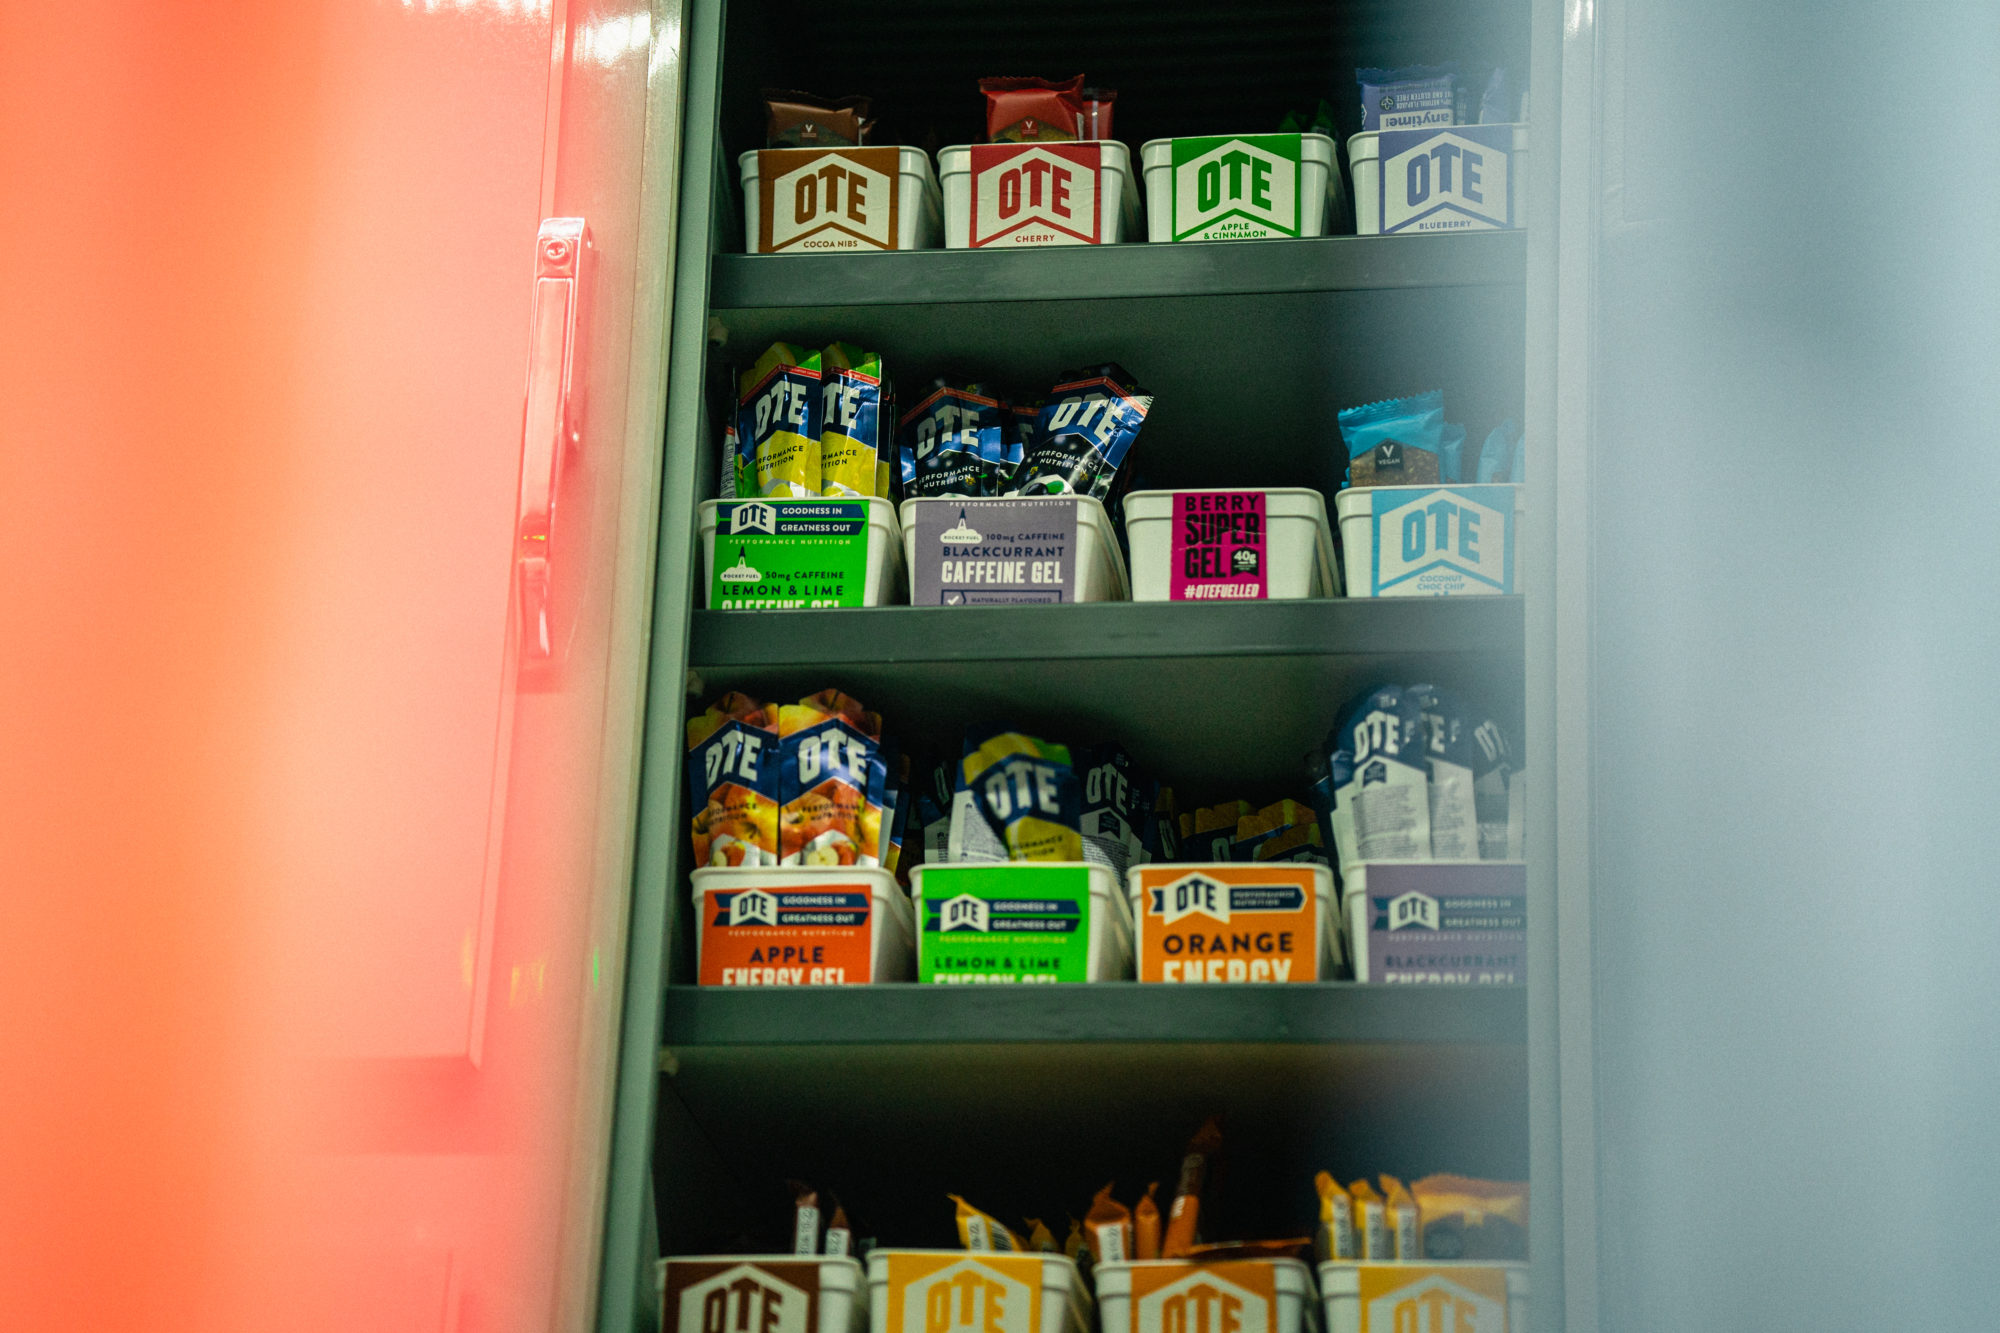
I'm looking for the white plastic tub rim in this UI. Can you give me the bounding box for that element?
[867,1249,1092,1333]
[937,140,1141,248]
[658,1255,868,1333]
[1120,488,1338,602]
[700,495,905,609]
[909,861,1133,982]
[1138,133,1337,242]
[739,145,941,253]
[1316,1261,1526,1333]
[899,493,1130,604]
[1096,1258,1318,1333]
[1345,123,1528,236]
[691,865,914,985]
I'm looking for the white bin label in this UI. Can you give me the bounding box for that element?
[967,143,1103,246]
[1367,485,1515,596]
[756,147,903,252]
[1376,126,1514,234]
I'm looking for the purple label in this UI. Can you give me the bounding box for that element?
[910,498,1079,605]
[1169,491,1267,601]
[1356,862,1525,984]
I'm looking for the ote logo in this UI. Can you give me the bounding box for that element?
[1362,1273,1505,1333]
[1150,873,1231,926]
[897,1257,1035,1333]
[1371,486,1512,594]
[727,889,778,928]
[938,895,991,933]
[729,502,778,536]
[1378,126,1514,234]
[760,147,900,251]
[1387,891,1441,932]
[967,143,1101,247]
[1170,134,1300,239]
[1134,1267,1271,1333]
[673,1263,812,1333]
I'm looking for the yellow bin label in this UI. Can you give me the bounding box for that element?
[1357,1265,1509,1333]
[885,1253,1048,1333]
[1129,1261,1278,1333]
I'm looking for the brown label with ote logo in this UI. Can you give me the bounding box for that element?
[757,147,903,252]
[660,1259,822,1333]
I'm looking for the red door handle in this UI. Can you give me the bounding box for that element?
[517,218,590,665]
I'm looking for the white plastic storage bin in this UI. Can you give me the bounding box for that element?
[937,141,1140,249]
[659,1256,868,1333]
[1125,862,1339,983]
[700,496,905,609]
[1097,1260,1318,1333]
[1122,489,1339,602]
[1334,484,1518,598]
[1347,124,1527,236]
[739,146,940,253]
[909,862,1132,983]
[1317,1262,1527,1333]
[690,866,914,986]
[1140,133,1336,242]
[900,495,1129,605]
[869,1250,1091,1333]
[1343,861,1526,985]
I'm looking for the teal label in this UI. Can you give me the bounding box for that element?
[918,864,1092,983]
[1168,134,1305,240]
[712,500,870,609]
[1368,485,1515,596]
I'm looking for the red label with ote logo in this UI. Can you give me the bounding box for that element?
[966,143,1103,247]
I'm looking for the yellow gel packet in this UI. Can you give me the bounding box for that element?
[1348,1179,1390,1260]
[1380,1175,1420,1260]
[1314,1171,1356,1261]
[951,1194,1025,1251]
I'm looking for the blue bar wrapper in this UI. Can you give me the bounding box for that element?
[1012,364,1152,500]
[1078,741,1146,876]
[1338,390,1444,487]
[900,379,1003,499]
[1470,712,1524,860]
[1439,421,1468,483]
[1331,685,1433,860]
[961,728,1083,862]
[1358,63,1459,132]
[1479,67,1516,125]
[1477,418,1522,483]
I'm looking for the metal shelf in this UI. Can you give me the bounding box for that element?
[661,982,1524,1048]
[710,231,1526,310]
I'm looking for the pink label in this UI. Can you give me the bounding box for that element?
[1169,491,1267,600]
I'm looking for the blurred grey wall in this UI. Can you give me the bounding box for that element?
[1589,0,2000,1327]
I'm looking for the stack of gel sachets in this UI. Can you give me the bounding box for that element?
[725,342,896,500]
[1312,683,1523,865]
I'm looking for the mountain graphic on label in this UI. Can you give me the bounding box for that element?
[719,545,762,583]
[940,509,982,545]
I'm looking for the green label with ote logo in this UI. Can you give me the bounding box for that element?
[917,864,1093,983]
[711,499,871,610]
[1168,133,1305,240]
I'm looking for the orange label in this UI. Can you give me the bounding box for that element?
[1355,1265,1510,1333]
[756,147,904,252]
[1128,1261,1278,1333]
[1130,865,1322,982]
[883,1252,1046,1333]
[699,883,874,985]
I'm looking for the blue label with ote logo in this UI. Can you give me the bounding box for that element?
[1367,485,1516,596]
[1377,125,1516,234]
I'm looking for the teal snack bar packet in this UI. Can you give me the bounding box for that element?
[1338,390,1443,488]
[1438,421,1468,483]
[1478,419,1523,483]
[820,343,884,498]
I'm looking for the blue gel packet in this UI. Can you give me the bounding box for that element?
[1477,419,1522,483]
[1337,390,1444,487]
[899,379,1002,499]
[1013,364,1153,500]
[1358,63,1459,132]
[1439,421,1468,483]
